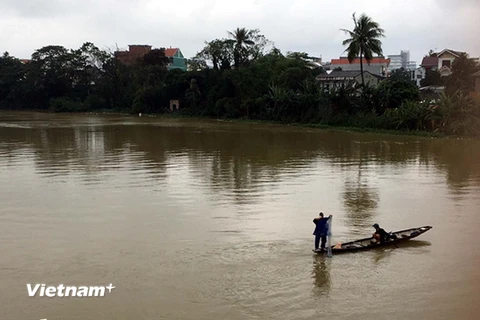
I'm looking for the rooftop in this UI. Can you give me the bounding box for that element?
[420,56,438,67]
[331,57,390,65]
[165,48,178,57]
[437,49,466,57]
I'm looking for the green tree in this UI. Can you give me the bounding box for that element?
[187,57,207,71]
[420,69,443,87]
[164,69,189,100]
[101,54,135,110]
[142,48,171,67]
[376,72,420,112]
[286,51,310,60]
[341,13,385,87]
[227,27,256,69]
[0,52,26,107]
[446,53,480,94]
[194,39,233,71]
[389,68,413,83]
[76,42,110,72]
[69,42,110,101]
[130,48,171,113]
[25,45,76,107]
[226,28,270,68]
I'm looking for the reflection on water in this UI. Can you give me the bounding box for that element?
[372,240,433,264]
[396,240,432,251]
[1,111,480,320]
[372,248,392,264]
[342,172,380,225]
[1,112,480,200]
[312,256,331,295]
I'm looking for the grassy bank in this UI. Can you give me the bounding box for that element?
[95,110,452,139]
[217,118,448,138]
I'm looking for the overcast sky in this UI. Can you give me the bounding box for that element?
[1,0,479,65]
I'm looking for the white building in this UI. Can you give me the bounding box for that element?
[387,50,416,72]
[410,67,425,87]
[387,55,402,72]
[407,61,417,70]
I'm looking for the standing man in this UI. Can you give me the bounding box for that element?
[313,212,333,252]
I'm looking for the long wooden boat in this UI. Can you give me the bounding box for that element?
[313,225,432,254]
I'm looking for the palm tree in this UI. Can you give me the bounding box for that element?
[227,27,255,68]
[341,13,385,87]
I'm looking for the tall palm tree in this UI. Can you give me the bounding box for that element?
[341,13,385,87]
[227,27,255,68]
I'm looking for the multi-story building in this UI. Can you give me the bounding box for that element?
[400,50,410,68]
[406,61,417,70]
[387,55,402,71]
[387,50,416,72]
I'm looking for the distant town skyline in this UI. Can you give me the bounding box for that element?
[1,0,479,64]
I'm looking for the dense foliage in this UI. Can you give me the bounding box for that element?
[1,23,480,137]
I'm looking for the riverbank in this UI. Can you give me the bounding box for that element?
[93,110,451,139]
[1,108,453,139]
[207,117,449,138]
[135,111,454,139]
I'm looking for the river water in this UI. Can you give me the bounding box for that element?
[0,111,479,320]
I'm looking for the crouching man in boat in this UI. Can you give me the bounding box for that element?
[372,223,396,243]
[313,212,332,252]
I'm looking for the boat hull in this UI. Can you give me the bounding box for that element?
[314,226,433,254]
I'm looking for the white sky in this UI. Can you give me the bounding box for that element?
[1,0,479,64]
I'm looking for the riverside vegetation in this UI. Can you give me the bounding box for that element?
[1,14,479,137]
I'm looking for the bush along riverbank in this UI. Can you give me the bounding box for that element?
[1,21,480,137]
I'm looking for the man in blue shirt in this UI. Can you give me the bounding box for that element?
[313,212,332,252]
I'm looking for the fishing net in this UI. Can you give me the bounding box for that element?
[326,216,332,257]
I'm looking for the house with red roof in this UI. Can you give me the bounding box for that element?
[420,56,438,72]
[164,47,187,71]
[420,49,467,77]
[328,56,390,76]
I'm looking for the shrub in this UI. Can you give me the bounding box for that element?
[49,97,87,112]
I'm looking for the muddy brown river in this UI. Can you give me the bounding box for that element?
[1,111,479,320]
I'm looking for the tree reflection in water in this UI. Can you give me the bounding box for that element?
[1,113,480,206]
[342,170,380,230]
